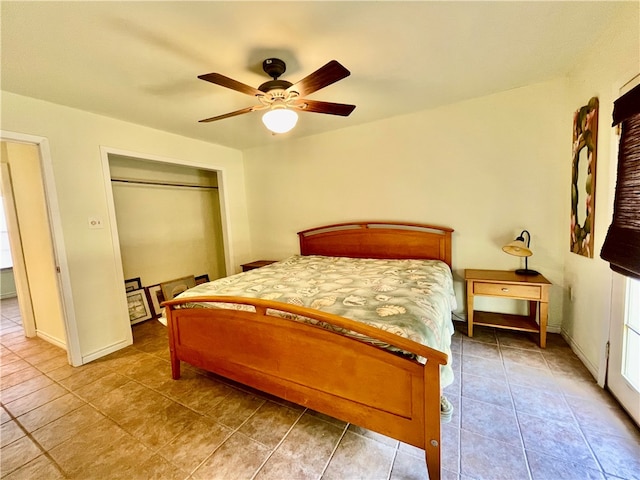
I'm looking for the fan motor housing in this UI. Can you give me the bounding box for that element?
[263,58,286,79]
[258,79,293,93]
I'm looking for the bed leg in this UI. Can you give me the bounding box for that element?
[170,354,181,379]
[424,363,442,480]
[425,439,441,480]
[166,307,181,380]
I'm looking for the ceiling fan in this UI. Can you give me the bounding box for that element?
[198,58,356,134]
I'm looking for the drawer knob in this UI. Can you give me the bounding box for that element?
[501,288,509,292]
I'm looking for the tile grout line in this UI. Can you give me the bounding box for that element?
[542,353,609,476]
[249,407,307,480]
[500,333,621,478]
[385,441,400,480]
[496,333,535,480]
[534,345,610,476]
[5,336,190,477]
[317,420,350,479]
[0,399,71,478]
[1,330,100,477]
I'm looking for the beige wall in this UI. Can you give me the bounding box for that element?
[1,92,250,363]
[243,78,570,330]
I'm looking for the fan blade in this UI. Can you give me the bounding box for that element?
[286,60,351,97]
[198,106,257,123]
[198,73,264,97]
[293,99,356,116]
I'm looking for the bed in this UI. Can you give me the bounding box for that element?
[163,221,455,480]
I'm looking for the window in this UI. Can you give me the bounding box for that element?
[622,277,640,390]
[0,196,13,269]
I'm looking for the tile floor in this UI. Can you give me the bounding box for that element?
[1,296,639,480]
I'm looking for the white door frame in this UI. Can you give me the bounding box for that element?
[0,131,82,366]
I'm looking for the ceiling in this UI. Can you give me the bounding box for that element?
[0,1,629,151]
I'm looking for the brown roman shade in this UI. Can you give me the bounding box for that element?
[600,83,640,279]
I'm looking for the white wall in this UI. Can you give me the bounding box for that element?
[562,4,640,377]
[243,78,570,330]
[1,92,250,363]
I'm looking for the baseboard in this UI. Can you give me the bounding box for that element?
[82,338,132,365]
[560,328,599,380]
[36,330,67,350]
[0,292,18,299]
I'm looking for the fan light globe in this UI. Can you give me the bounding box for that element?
[262,107,298,134]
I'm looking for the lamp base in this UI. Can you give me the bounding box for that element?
[515,268,539,276]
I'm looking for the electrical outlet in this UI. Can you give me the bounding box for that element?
[88,217,104,229]
[568,286,575,302]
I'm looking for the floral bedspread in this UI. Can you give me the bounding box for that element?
[174,254,456,387]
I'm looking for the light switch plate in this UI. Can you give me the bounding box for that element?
[88,217,104,229]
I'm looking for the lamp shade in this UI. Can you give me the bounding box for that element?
[502,239,532,257]
[262,107,298,134]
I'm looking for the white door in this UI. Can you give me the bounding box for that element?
[605,75,640,426]
[607,273,640,425]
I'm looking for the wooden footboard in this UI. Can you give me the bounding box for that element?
[164,296,447,480]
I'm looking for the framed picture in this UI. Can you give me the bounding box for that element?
[161,275,196,302]
[570,96,599,258]
[147,284,164,318]
[124,277,142,292]
[127,288,153,325]
[195,274,210,285]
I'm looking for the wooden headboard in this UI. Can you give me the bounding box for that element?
[297,221,453,268]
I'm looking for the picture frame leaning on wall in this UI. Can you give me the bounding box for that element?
[127,288,154,324]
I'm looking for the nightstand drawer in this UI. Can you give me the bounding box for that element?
[474,282,541,300]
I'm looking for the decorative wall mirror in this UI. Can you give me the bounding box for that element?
[570,97,599,257]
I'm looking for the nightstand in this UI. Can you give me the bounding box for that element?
[465,269,551,348]
[241,260,277,272]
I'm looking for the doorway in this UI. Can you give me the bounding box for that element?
[0,137,80,365]
[605,74,640,426]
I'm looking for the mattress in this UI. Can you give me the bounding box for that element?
[167,254,456,388]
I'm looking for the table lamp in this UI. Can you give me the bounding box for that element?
[502,230,539,276]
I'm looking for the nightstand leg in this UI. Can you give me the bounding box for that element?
[539,301,548,348]
[466,280,474,337]
[529,300,538,323]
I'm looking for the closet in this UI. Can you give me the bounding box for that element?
[108,155,226,312]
